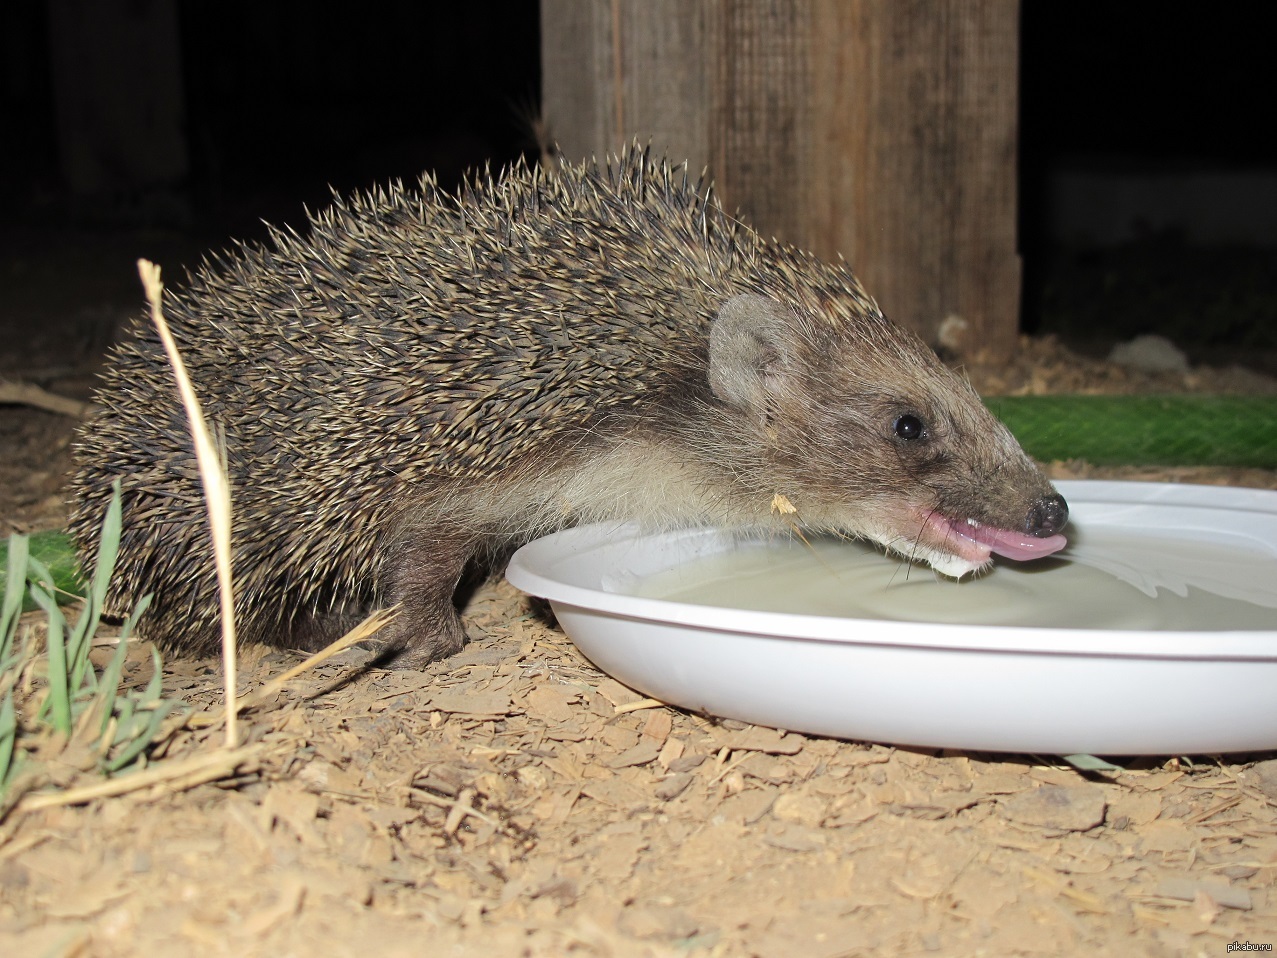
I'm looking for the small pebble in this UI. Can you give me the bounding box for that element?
[1107,333,1190,374]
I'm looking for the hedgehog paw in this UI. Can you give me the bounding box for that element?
[372,607,468,669]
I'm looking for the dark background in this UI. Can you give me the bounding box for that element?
[1019,4,1277,365]
[1,1,541,236]
[2,2,1275,367]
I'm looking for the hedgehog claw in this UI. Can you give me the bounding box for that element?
[368,600,468,669]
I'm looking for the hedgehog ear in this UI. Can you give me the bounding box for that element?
[708,294,792,414]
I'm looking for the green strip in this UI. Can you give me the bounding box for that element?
[985,395,1277,468]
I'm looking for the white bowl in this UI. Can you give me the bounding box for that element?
[505,481,1277,754]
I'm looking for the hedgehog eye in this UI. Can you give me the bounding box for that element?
[893,414,924,440]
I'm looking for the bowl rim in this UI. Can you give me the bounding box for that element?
[505,479,1277,662]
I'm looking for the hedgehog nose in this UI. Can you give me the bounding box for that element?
[1024,492,1069,537]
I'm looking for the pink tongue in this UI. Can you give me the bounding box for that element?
[953,521,1068,562]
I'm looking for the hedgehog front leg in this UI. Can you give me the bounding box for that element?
[375,530,477,668]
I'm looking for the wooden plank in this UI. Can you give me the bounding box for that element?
[542,0,1022,355]
[539,0,611,157]
[540,0,709,169]
[809,0,1021,355]
[705,0,809,240]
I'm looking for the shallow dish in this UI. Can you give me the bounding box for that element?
[505,481,1277,754]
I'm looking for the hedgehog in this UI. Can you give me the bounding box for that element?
[68,146,1068,667]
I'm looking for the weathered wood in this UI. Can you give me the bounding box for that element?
[705,1,809,242]
[540,0,710,170]
[541,0,1021,356]
[811,0,1021,355]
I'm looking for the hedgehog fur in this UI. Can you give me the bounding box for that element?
[69,146,1067,666]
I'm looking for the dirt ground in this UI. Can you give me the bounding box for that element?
[2,229,1277,957]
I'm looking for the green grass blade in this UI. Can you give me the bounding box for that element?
[0,483,182,801]
[65,589,100,698]
[87,592,159,747]
[1,534,29,663]
[28,582,72,736]
[25,553,56,597]
[104,649,181,773]
[94,634,134,740]
[0,692,16,789]
[104,703,177,774]
[88,482,124,604]
[117,592,154,644]
[110,696,137,739]
[64,483,125,692]
[138,646,167,706]
[1061,753,1126,772]
[68,486,125,695]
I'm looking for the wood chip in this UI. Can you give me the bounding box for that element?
[1001,785,1107,832]
[715,787,778,826]
[1152,878,1252,911]
[656,737,685,770]
[720,727,804,755]
[427,689,511,717]
[771,789,829,828]
[607,741,661,769]
[1241,757,1277,801]
[593,678,643,708]
[524,684,580,723]
[639,708,673,744]
[654,773,694,801]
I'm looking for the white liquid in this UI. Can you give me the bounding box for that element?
[633,531,1277,632]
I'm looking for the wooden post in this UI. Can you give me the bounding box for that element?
[541,0,1021,356]
[704,2,810,244]
[539,0,712,172]
[811,1,1022,357]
